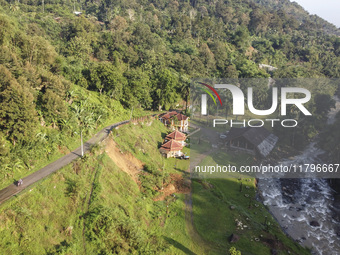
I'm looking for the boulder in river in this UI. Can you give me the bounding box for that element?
[309,220,320,227]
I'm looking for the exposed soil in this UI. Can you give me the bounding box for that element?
[105,138,189,201]
[105,138,144,183]
[154,174,190,201]
[58,145,70,155]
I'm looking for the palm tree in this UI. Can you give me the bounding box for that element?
[71,100,97,157]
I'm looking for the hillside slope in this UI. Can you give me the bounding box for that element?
[0,120,311,254]
[1,0,340,186]
[251,0,340,35]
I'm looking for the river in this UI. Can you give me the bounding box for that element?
[258,95,340,255]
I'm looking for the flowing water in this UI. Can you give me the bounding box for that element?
[258,95,340,255]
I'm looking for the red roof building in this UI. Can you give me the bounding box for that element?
[168,111,178,116]
[159,111,189,132]
[159,140,184,158]
[161,113,171,120]
[165,130,187,145]
[175,113,189,121]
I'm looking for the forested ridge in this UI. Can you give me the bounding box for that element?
[0,0,339,182]
[251,0,340,36]
[0,1,339,254]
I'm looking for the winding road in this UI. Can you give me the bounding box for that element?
[0,120,129,205]
[0,114,218,253]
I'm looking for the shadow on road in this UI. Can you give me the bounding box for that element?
[71,152,81,157]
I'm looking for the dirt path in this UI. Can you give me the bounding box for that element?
[0,120,129,205]
[184,148,218,253]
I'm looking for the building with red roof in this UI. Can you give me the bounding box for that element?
[165,130,187,145]
[159,111,189,132]
[159,140,184,158]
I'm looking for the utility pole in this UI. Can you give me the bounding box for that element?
[42,0,44,13]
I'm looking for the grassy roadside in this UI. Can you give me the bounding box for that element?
[0,120,207,254]
[0,118,311,255]
[0,84,161,190]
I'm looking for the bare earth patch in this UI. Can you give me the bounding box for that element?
[154,174,190,201]
[105,138,144,182]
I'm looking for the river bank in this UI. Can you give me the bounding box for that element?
[257,95,340,255]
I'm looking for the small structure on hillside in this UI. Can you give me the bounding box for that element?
[159,140,184,158]
[159,111,189,132]
[159,111,178,125]
[165,130,187,145]
[225,127,278,157]
[259,64,277,72]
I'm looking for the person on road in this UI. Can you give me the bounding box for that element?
[18,179,23,186]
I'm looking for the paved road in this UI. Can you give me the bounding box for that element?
[0,120,129,205]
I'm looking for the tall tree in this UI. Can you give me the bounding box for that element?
[0,80,38,146]
[152,69,179,111]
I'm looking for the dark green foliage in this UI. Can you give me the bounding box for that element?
[86,61,126,98]
[0,0,339,197]
[65,178,79,198]
[140,163,170,197]
[152,68,179,111]
[123,68,152,108]
[90,166,102,204]
[272,79,338,149]
[85,205,162,254]
[41,89,68,127]
[0,78,38,146]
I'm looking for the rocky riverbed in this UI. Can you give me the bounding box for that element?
[258,95,340,255]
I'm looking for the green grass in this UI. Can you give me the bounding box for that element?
[0,118,311,255]
[0,84,162,190]
[162,193,207,255]
[0,153,153,253]
[191,161,311,255]
[0,119,205,254]
[192,178,310,255]
[0,149,205,254]
[195,151,256,179]
[0,162,87,254]
[188,134,310,254]
[113,120,190,176]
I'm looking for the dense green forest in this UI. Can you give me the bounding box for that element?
[0,0,339,254]
[252,0,340,36]
[0,0,339,182]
